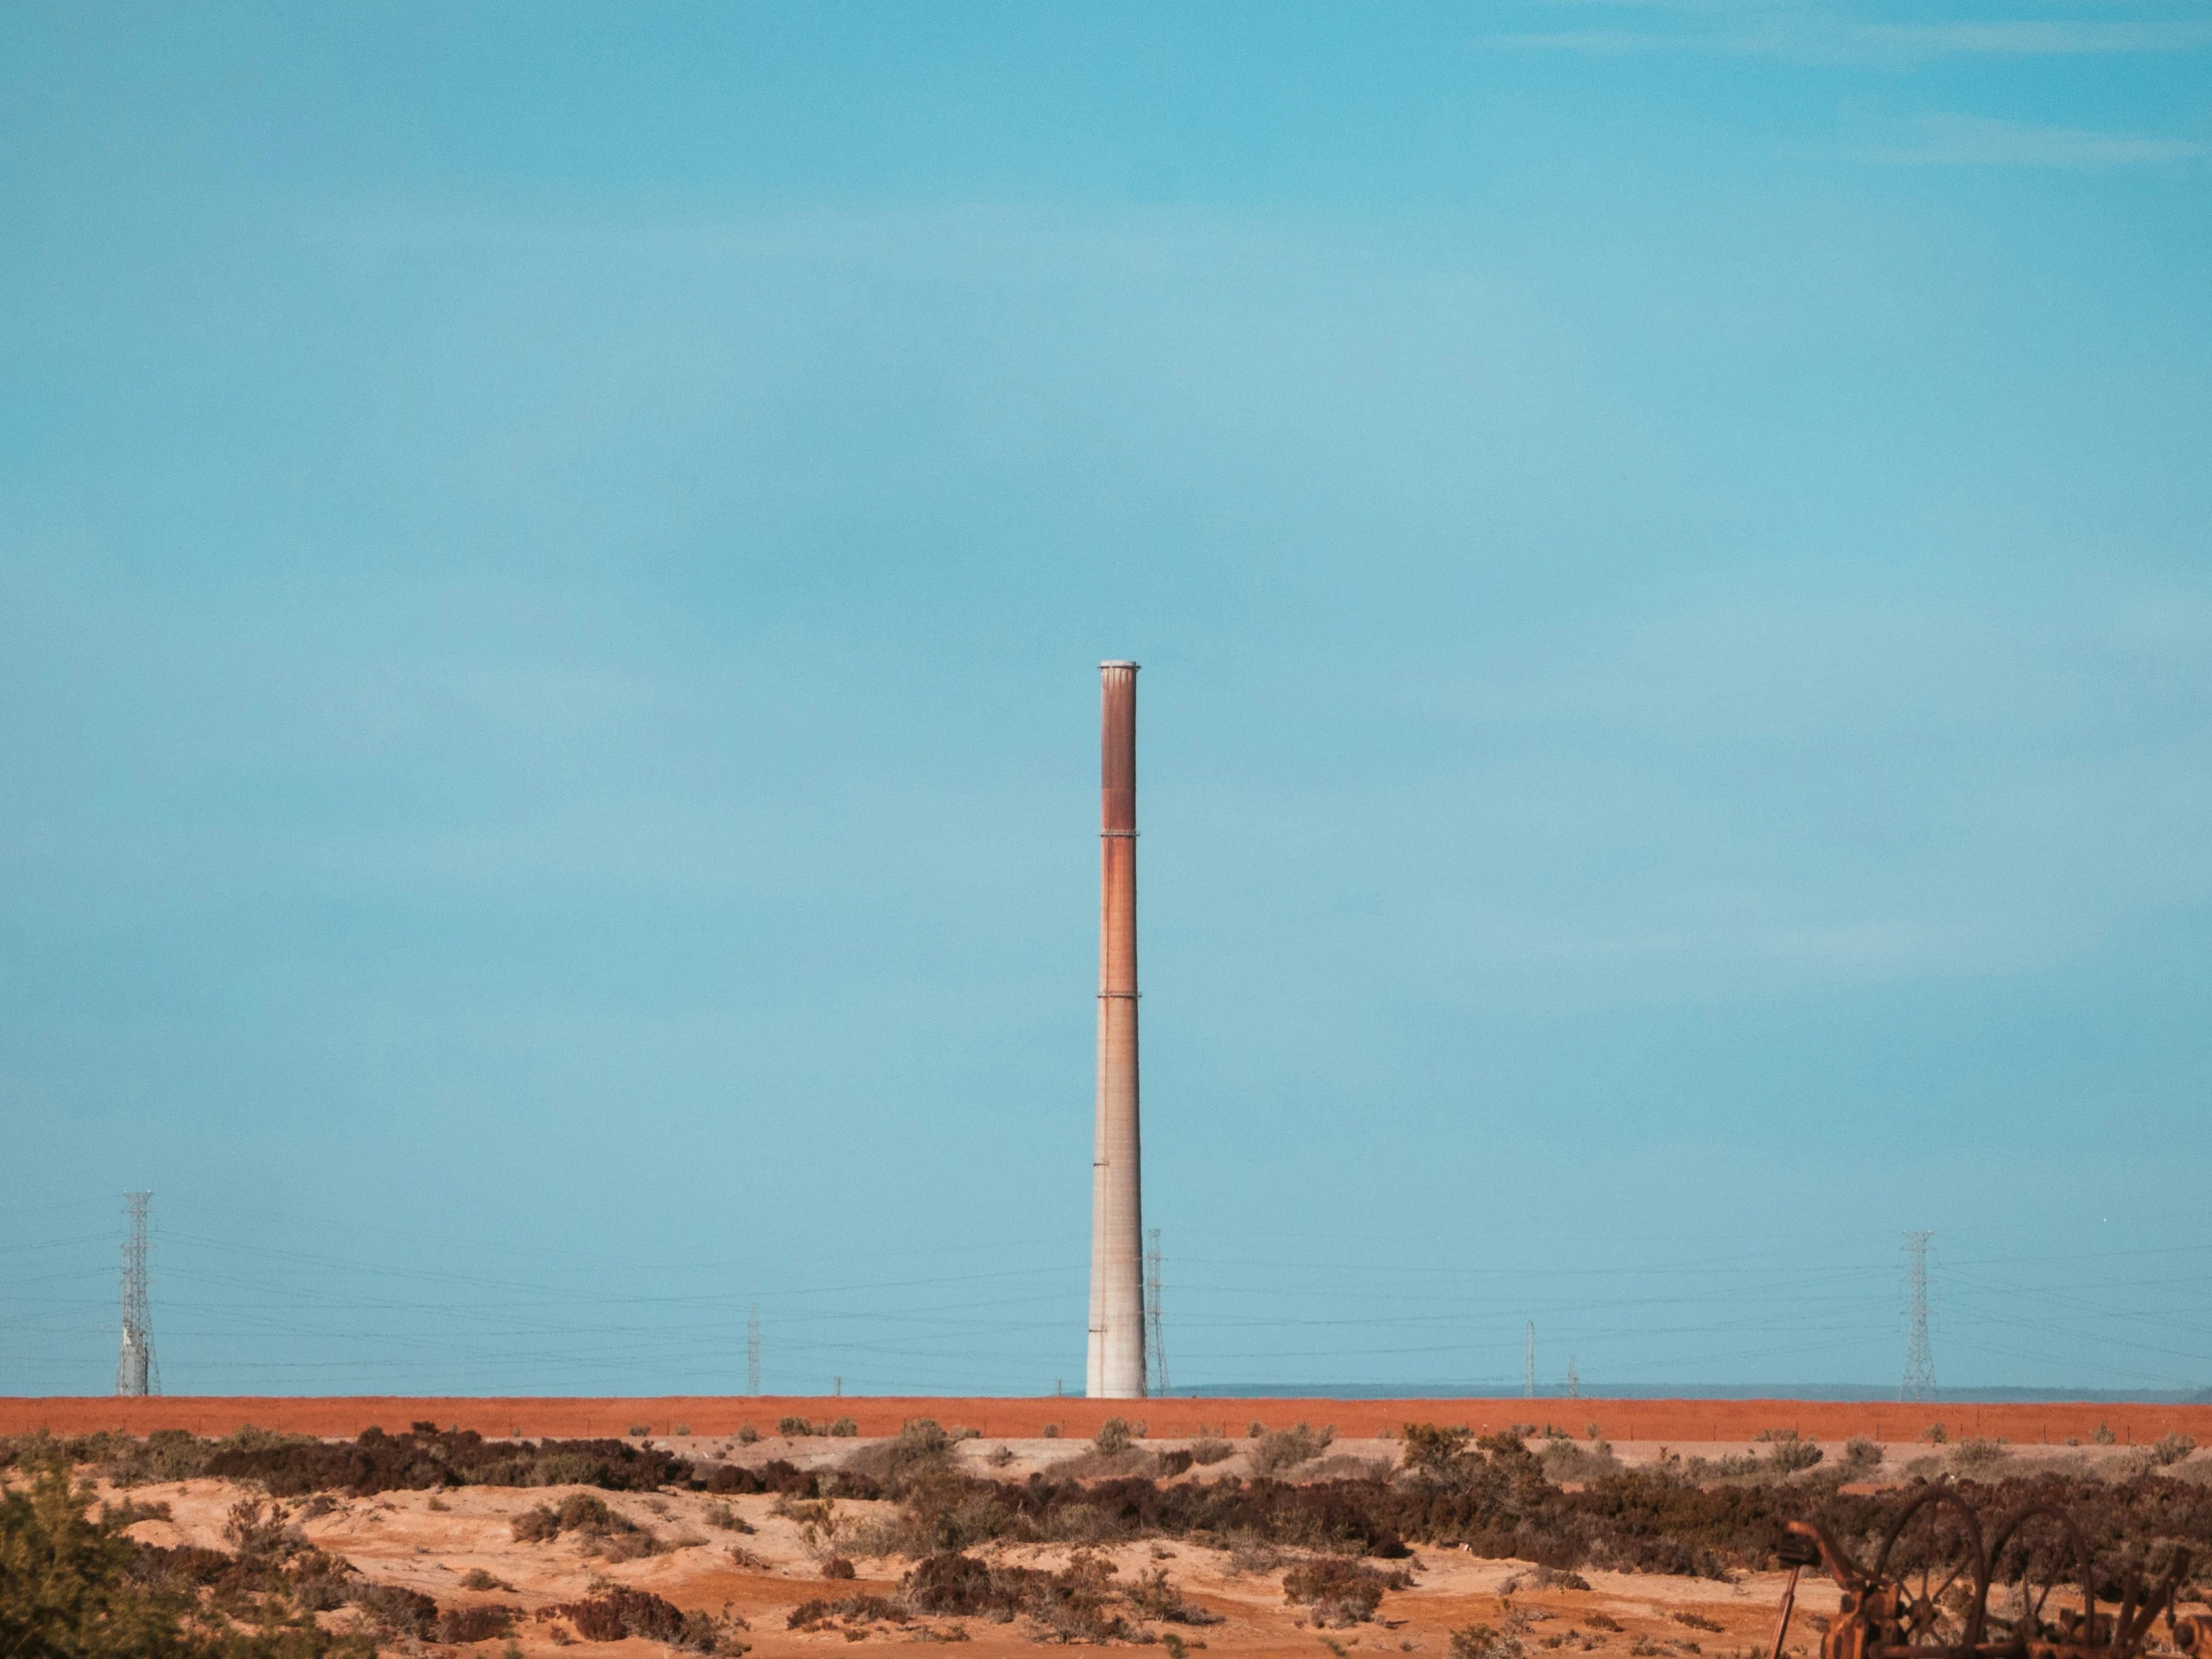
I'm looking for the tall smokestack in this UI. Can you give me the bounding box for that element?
[1088,661,1147,1398]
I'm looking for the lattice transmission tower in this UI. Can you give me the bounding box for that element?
[1523,1322,1535,1398]
[1902,1230,1936,1403]
[1565,1356,1579,1399]
[117,1192,158,1396]
[1144,1229,1169,1396]
[747,1305,762,1395]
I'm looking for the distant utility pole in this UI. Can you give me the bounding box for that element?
[1902,1230,1936,1403]
[1566,1357,1579,1399]
[747,1306,762,1396]
[832,1375,841,1397]
[1523,1322,1535,1399]
[1144,1229,1169,1396]
[117,1192,158,1396]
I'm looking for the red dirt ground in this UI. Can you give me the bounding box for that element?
[5,1395,2207,1445]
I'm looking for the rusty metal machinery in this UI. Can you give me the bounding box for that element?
[1771,1490,2194,1659]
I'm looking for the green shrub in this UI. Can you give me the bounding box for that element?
[1,1458,372,1659]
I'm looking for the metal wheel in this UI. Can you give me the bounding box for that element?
[1872,1487,1989,1655]
[1984,1505,2096,1651]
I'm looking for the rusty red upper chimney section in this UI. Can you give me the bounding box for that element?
[1088,661,1147,1398]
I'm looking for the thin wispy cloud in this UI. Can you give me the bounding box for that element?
[1482,8,2212,60]
[1858,19,2212,56]
[1856,112,2207,165]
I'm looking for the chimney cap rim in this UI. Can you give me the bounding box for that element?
[1099,660,1140,670]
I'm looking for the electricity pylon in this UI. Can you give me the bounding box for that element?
[117,1192,158,1396]
[1144,1229,1169,1396]
[1902,1230,1936,1403]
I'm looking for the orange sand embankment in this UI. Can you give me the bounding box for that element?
[4,1395,2207,1444]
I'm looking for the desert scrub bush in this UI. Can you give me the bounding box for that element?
[1838,1438,1884,1479]
[1758,1432,1823,1475]
[902,1551,1045,1619]
[627,1424,651,1437]
[830,1417,858,1437]
[2153,1433,2196,1467]
[1685,1452,1762,1480]
[1190,1437,1235,1466]
[702,1456,831,1498]
[1125,1567,1225,1625]
[1923,1423,1948,1444]
[114,1421,695,1497]
[1282,1557,1406,1626]
[1400,1424,1475,1478]
[2095,1424,2117,1445]
[822,1557,856,1579]
[543,1586,702,1646]
[438,1604,519,1643]
[1451,1624,1527,1659]
[789,1594,908,1632]
[510,1491,658,1555]
[1540,1439,1620,1482]
[1029,1550,1135,1643]
[1096,1417,1139,1456]
[1673,1613,1724,1633]
[223,1495,291,1560]
[703,1500,756,1532]
[777,1416,814,1436]
[736,1424,760,1444]
[461,1567,515,1591]
[356,1582,440,1638]
[1254,1422,1336,1476]
[839,1417,965,1493]
[898,1551,1152,1641]
[1949,1438,2008,1476]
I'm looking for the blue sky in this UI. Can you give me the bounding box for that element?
[3,2,2209,1399]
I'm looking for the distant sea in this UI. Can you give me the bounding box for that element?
[1179,1383,2212,1403]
